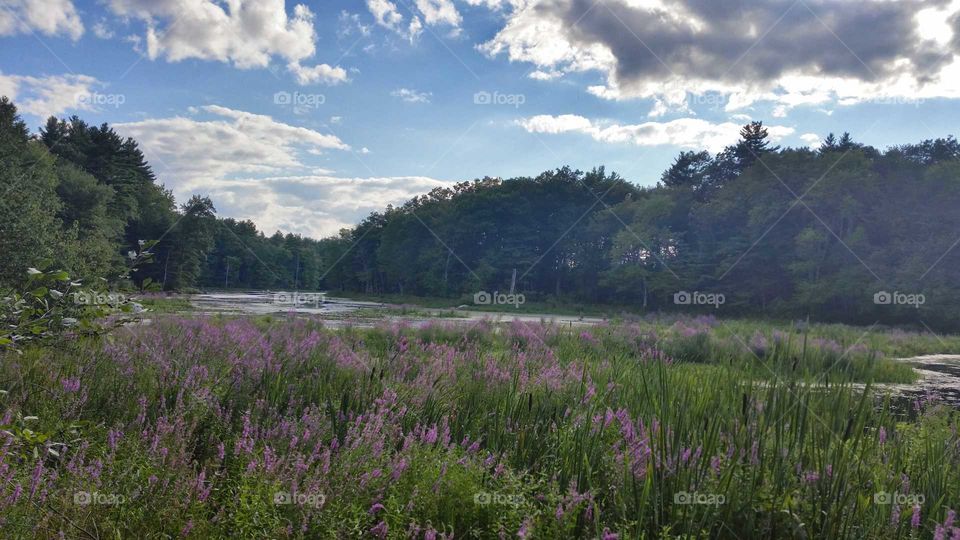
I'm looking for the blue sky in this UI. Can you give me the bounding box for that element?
[3,0,960,237]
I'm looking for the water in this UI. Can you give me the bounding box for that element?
[881,355,960,411]
[182,292,960,407]
[190,291,383,315]
[186,291,606,327]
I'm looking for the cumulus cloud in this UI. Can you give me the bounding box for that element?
[0,0,83,40]
[518,114,794,154]
[110,106,449,237]
[0,72,102,118]
[800,133,822,147]
[104,0,348,85]
[205,175,451,237]
[415,0,462,28]
[366,0,423,42]
[365,0,461,41]
[391,88,432,103]
[288,62,349,86]
[114,106,347,184]
[479,0,960,115]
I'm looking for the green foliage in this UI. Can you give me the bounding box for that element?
[0,317,956,538]
[0,266,139,349]
[3,96,960,331]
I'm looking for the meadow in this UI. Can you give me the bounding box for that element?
[1,313,959,539]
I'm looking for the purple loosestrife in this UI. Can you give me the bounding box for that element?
[8,483,22,505]
[60,377,81,393]
[28,459,44,499]
[107,428,123,452]
[370,521,388,538]
[517,518,532,539]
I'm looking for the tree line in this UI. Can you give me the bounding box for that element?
[2,97,958,329]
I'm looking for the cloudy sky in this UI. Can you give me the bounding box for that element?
[3,0,960,238]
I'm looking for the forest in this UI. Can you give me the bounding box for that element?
[2,96,958,329]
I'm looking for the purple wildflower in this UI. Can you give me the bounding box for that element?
[370,521,388,539]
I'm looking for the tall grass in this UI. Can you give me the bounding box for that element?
[0,316,956,538]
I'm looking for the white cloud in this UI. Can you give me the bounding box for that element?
[0,0,83,40]
[518,114,793,154]
[0,75,17,100]
[105,0,349,85]
[0,72,102,118]
[476,0,960,117]
[365,0,461,41]
[366,0,422,42]
[529,69,563,81]
[800,133,822,148]
[338,11,372,39]
[92,20,115,39]
[287,62,349,86]
[110,104,453,237]
[391,88,432,103]
[111,106,442,237]
[414,0,461,28]
[114,105,348,186]
[203,175,451,237]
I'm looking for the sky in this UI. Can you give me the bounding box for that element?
[2,0,960,239]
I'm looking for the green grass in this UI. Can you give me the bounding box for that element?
[1,316,956,538]
[136,294,194,313]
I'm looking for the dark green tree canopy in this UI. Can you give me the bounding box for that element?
[2,99,958,330]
